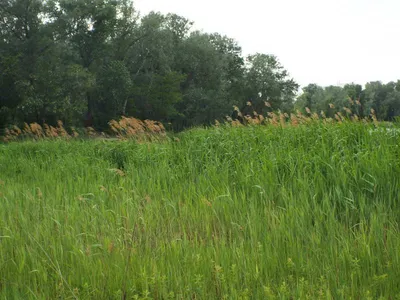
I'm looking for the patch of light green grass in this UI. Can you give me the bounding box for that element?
[0,122,400,299]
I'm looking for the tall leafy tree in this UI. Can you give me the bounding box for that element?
[44,0,138,124]
[0,0,47,125]
[166,31,248,127]
[243,53,299,114]
[3,1,398,132]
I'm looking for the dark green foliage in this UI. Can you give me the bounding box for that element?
[1,1,399,131]
[0,0,299,130]
[108,146,128,170]
[296,81,400,120]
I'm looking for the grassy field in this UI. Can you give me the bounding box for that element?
[1,122,400,299]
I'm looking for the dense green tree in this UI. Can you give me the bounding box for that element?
[295,84,324,113]
[243,54,299,115]
[0,0,48,125]
[123,12,186,125]
[95,60,132,121]
[1,1,399,132]
[295,81,400,121]
[174,31,246,127]
[343,83,364,117]
[364,81,400,120]
[44,0,139,125]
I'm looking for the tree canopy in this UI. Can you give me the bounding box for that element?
[296,81,400,120]
[1,0,399,132]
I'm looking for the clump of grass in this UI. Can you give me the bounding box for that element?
[3,121,77,142]
[225,97,380,127]
[223,99,378,128]
[2,116,166,143]
[109,117,166,141]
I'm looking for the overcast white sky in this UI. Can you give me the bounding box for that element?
[135,0,399,88]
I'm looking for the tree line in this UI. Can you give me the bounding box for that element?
[1,0,399,133]
[296,82,400,121]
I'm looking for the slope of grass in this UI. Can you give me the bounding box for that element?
[1,122,400,299]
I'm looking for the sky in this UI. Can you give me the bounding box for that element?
[135,0,400,88]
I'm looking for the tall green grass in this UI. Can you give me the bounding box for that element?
[1,122,400,299]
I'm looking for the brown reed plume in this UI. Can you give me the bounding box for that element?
[221,100,379,128]
[3,116,166,143]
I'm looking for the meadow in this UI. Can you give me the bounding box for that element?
[1,120,400,299]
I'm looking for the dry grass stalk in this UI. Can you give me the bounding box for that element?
[108,117,166,141]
